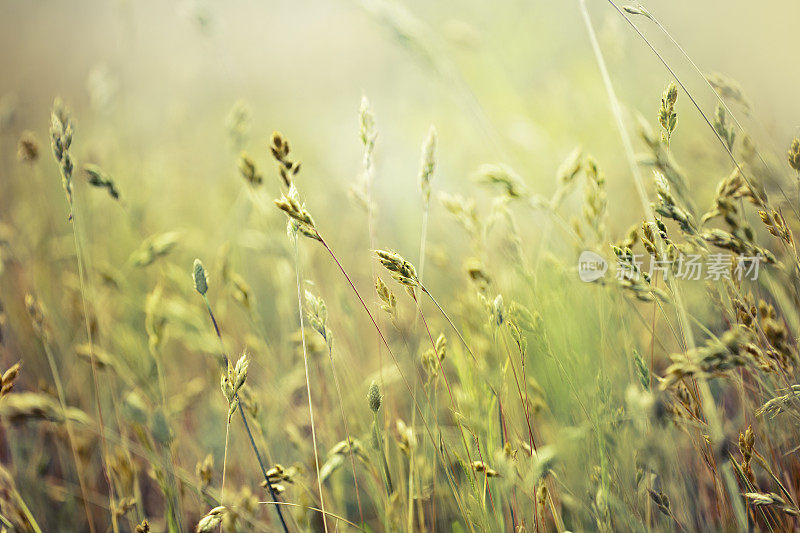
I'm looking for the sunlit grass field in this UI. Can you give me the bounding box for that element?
[2,1,800,531]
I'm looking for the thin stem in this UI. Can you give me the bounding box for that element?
[221,421,231,503]
[253,181,359,526]
[69,209,120,533]
[372,412,394,495]
[413,204,432,328]
[415,298,479,488]
[201,296,290,533]
[406,440,415,532]
[418,203,431,282]
[498,332,535,452]
[323,344,365,525]
[38,335,96,533]
[291,238,329,533]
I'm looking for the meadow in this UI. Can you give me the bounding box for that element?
[2,0,800,531]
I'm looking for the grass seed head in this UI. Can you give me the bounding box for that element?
[84,164,121,200]
[130,231,181,267]
[707,72,752,112]
[583,156,607,236]
[367,380,382,413]
[788,137,800,172]
[50,98,75,214]
[395,419,415,454]
[304,289,333,350]
[756,386,800,418]
[192,259,209,295]
[633,350,650,390]
[471,461,500,477]
[653,171,697,235]
[221,352,249,420]
[145,285,167,352]
[359,96,377,154]
[226,100,251,151]
[759,209,793,245]
[270,131,301,187]
[658,82,678,143]
[375,276,398,318]
[196,453,214,489]
[622,4,652,18]
[557,147,583,185]
[375,250,419,289]
[196,506,227,533]
[0,392,90,425]
[492,294,505,327]
[238,151,262,186]
[275,188,320,241]
[418,125,437,204]
[1,362,20,397]
[475,163,527,198]
[713,104,736,152]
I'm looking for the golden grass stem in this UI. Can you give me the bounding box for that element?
[220,420,230,503]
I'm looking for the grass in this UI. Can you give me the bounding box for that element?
[2,1,800,531]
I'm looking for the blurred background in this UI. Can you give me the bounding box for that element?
[2,0,799,233]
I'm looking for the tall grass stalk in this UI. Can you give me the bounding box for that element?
[412,122,436,525]
[264,140,365,526]
[220,420,231,504]
[289,238,329,533]
[50,100,120,533]
[358,100,387,525]
[196,288,290,533]
[578,1,747,527]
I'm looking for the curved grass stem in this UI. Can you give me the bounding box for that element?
[200,296,290,533]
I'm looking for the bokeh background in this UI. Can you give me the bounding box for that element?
[3,0,800,232]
